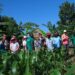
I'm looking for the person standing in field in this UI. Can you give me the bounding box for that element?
[26,33,34,52]
[10,35,19,53]
[38,33,46,49]
[0,35,5,51]
[39,33,44,44]
[22,36,27,50]
[34,37,41,52]
[2,34,8,50]
[45,32,54,52]
[10,34,17,43]
[70,32,75,54]
[53,32,61,49]
[61,30,69,50]
[71,32,75,47]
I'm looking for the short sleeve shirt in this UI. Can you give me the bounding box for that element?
[46,38,54,50]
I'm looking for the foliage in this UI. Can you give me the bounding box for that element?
[39,29,46,36]
[43,21,56,34]
[0,16,22,39]
[0,47,75,75]
[23,22,39,34]
[57,1,75,34]
[65,64,75,75]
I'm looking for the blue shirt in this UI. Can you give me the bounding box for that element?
[53,36,61,48]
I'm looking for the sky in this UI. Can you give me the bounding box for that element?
[0,0,75,32]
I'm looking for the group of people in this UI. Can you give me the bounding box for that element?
[0,30,75,53]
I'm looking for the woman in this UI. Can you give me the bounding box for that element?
[10,37,19,53]
[34,38,41,52]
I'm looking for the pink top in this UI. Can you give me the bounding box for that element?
[61,34,69,45]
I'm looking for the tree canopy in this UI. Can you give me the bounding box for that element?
[23,22,39,34]
[43,21,56,34]
[57,1,75,34]
[0,16,22,39]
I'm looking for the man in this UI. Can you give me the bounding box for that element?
[70,32,75,54]
[61,30,69,50]
[0,35,5,50]
[71,32,75,47]
[2,34,8,50]
[53,32,61,49]
[45,32,54,52]
[26,33,34,52]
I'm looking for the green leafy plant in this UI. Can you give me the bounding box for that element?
[0,47,74,75]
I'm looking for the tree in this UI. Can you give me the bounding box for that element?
[17,22,25,38]
[57,1,75,34]
[43,21,56,34]
[0,16,22,39]
[23,22,39,34]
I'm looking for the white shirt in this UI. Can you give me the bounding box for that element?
[10,42,19,52]
[46,38,54,51]
[22,40,26,46]
[0,41,2,44]
[22,40,27,50]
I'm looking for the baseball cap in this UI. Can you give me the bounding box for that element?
[64,30,67,32]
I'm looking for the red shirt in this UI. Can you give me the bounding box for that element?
[61,34,69,45]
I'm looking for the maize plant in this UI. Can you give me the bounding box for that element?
[0,47,75,75]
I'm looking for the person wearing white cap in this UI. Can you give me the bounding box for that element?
[61,30,69,50]
[22,36,27,50]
